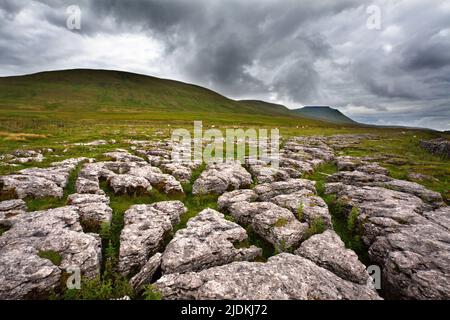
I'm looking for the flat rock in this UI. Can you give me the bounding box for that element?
[0,175,63,199]
[325,182,450,299]
[295,230,369,284]
[155,253,381,300]
[217,189,258,211]
[104,150,146,163]
[254,179,316,202]
[119,201,187,276]
[192,163,252,196]
[247,164,291,184]
[271,192,332,228]
[161,209,261,274]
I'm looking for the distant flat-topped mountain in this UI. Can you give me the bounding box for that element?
[292,106,357,125]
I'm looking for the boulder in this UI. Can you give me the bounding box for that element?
[192,163,252,196]
[420,138,450,157]
[107,174,152,195]
[217,189,258,211]
[254,179,316,202]
[229,202,307,251]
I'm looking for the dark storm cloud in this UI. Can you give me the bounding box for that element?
[0,0,449,130]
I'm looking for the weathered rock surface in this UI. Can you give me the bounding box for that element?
[104,150,146,163]
[119,201,187,276]
[336,156,388,175]
[0,206,102,299]
[325,182,450,299]
[420,138,450,157]
[247,164,291,184]
[155,253,381,300]
[192,163,252,196]
[161,209,261,274]
[295,230,369,284]
[217,189,258,211]
[254,179,316,202]
[229,202,307,251]
[327,170,443,206]
[107,174,152,195]
[79,160,184,195]
[68,193,112,228]
[0,199,27,219]
[3,149,44,164]
[270,192,332,228]
[0,158,88,199]
[130,253,162,292]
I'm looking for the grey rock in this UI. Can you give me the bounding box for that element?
[295,230,369,284]
[192,163,252,196]
[161,209,261,274]
[130,253,162,292]
[0,175,63,199]
[380,179,443,206]
[420,138,450,157]
[217,189,258,211]
[247,164,291,184]
[325,182,450,299]
[155,253,381,300]
[271,192,332,228]
[119,201,187,276]
[107,174,152,195]
[104,150,146,163]
[75,177,104,194]
[229,202,307,251]
[0,199,27,219]
[0,206,102,299]
[254,179,317,202]
[67,193,109,205]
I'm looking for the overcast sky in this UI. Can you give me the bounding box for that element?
[1,0,449,130]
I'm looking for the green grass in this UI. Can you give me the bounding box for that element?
[142,285,162,301]
[304,217,326,240]
[335,132,450,203]
[25,161,86,211]
[38,250,62,266]
[305,162,369,263]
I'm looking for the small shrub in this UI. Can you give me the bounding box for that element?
[305,217,325,239]
[297,203,304,221]
[142,285,162,300]
[38,250,62,266]
[347,207,360,233]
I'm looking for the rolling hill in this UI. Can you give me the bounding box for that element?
[0,69,292,116]
[293,106,357,125]
[0,69,359,126]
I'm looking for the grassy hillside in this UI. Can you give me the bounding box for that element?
[293,106,357,125]
[0,69,295,116]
